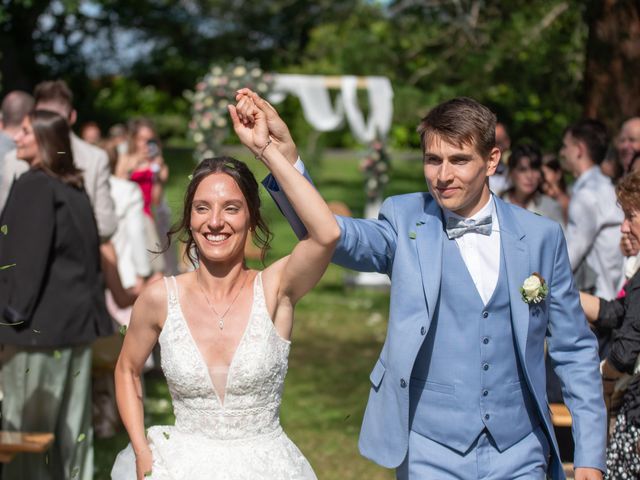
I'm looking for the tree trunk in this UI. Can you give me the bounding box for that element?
[583,0,640,134]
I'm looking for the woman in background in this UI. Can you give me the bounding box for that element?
[501,143,565,227]
[580,170,640,479]
[0,110,112,480]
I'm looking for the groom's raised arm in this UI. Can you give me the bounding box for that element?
[234,90,398,274]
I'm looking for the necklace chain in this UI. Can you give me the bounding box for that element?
[196,269,249,330]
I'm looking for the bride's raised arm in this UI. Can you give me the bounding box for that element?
[228,93,339,305]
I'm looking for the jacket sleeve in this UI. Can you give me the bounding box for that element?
[262,158,311,240]
[263,158,398,274]
[596,296,625,330]
[607,277,640,373]
[1,174,55,325]
[545,223,607,472]
[91,150,117,241]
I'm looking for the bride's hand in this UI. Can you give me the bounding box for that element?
[228,95,270,159]
[235,88,298,164]
[135,448,153,480]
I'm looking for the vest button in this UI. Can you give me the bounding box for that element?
[482,311,489,318]
[482,363,489,371]
[420,326,426,335]
[483,337,489,345]
[482,390,489,396]
[400,379,407,388]
[484,414,490,420]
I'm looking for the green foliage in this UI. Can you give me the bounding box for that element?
[92,77,190,145]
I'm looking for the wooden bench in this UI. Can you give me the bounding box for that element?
[550,403,572,427]
[0,431,54,463]
[550,404,574,478]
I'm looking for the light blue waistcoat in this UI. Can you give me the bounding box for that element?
[409,235,540,453]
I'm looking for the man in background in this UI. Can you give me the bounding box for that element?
[0,91,34,214]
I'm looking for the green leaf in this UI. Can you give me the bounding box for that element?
[25,368,30,374]
[77,433,86,443]
[0,264,16,270]
[162,431,170,440]
[409,232,417,239]
[119,325,127,336]
[70,466,80,478]
[53,350,62,360]
[0,225,7,235]
[74,370,81,378]
[144,471,153,477]
[32,329,41,334]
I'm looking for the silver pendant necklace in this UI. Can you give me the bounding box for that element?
[196,269,250,330]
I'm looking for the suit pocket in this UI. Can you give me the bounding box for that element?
[369,358,386,390]
[410,377,455,395]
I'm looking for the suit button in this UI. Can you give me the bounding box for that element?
[420,326,426,335]
[482,311,489,318]
[482,390,489,397]
[400,379,407,388]
[484,414,490,420]
[483,337,489,345]
[483,364,489,371]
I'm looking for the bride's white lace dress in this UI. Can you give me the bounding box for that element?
[111,274,317,479]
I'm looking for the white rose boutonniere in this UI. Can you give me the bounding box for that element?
[520,272,548,304]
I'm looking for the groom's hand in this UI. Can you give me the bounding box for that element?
[574,467,603,480]
[235,88,298,165]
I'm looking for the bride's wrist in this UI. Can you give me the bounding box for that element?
[133,445,152,456]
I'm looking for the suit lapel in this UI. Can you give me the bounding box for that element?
[415,199,444,318]
[495,198,531,357]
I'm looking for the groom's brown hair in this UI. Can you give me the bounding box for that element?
[417,97,496,158]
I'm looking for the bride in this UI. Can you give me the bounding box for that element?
[111,93,340,479]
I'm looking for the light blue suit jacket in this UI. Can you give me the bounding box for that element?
[264,172,607,477]
[333,192,606,477]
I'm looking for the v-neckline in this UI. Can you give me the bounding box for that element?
[173,273,258,408]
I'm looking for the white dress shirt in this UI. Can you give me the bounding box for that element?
[443,196,501,305]
[566,166,623,299]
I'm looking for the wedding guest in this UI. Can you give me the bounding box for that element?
[92,140,156,439]
[81,121,102,145]
[561,119,623,299]
[0,110,112,480]
[118,118,171,274]
[579,170,640,479]
[501,143,564,227]
[0,91,34,214]
[617,117,640,173]
[488,121,511,195]
[111,96,339,477]
[541,154,570,223]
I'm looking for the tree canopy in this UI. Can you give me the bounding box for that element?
[1,0,638,150]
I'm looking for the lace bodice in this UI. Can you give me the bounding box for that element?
[159,273,291,440]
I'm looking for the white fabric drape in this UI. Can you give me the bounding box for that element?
[269,75,344,131]
[269,74,393,141]
[341,76,393,143]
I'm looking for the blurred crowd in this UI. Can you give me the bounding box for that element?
[0,81,180,480]
[0,79,639,478]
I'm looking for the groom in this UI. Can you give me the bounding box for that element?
[237,92,606,479]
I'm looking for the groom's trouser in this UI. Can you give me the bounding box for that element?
[396,426,549,480]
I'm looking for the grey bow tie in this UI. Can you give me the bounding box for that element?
[445,215,493,240]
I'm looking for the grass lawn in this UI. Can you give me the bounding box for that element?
[94,146,426,479]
